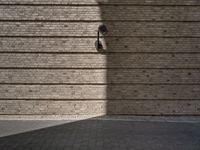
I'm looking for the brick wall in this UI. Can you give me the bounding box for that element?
[0,0,200,117]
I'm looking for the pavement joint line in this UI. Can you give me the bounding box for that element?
[1,115,200,123]
[94,118,200,123]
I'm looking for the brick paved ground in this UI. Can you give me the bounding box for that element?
[0,117,200,150]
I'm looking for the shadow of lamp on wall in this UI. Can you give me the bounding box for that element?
[95,24,108,52]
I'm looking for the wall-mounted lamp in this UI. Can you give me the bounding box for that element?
[95,25,108,51]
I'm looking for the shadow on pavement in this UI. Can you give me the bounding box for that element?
[0,118,200,150]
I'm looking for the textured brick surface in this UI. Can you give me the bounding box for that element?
[1,53,200,68]
[1,37,200,53]
[0,0,200,116]
[1,6,200,21]
[1,69,200,84]
[1,85,200,99]
[1,22,200,36]
[1,0,200,5]
[0,100,200,115]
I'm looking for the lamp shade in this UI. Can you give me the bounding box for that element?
[98,25,108,35]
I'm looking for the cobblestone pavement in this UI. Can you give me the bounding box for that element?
[0,118,200,150]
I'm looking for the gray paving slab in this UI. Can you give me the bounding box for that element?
[0,117,200,150]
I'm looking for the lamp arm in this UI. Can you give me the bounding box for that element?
[95,28,103,51]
